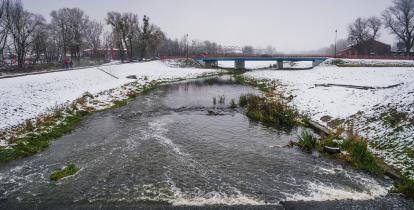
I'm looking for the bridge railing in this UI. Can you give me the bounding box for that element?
[159,54,414,60]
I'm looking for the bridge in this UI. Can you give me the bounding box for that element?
[192,54,332,69]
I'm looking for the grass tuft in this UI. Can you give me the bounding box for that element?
[218,95,226,105]
[112,99,128,108]
[297,130,318,153]
[50,163,80,181]
[239,94,248,107]
[229,99,237,109]
[392,178,414,198]
[340,133,383,175]
[244,94,299,129]
[381,107,408,128]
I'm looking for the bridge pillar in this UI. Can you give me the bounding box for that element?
[277,60,284,69]
[235,60,245,70]
[204,60,218,68]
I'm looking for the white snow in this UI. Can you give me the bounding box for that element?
[332,58,414,66]
[245,64,414,121]
[245,66,414,120]
[245,60,414,178]
[0,61,218,131]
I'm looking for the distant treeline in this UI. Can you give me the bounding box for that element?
[0,0,225,69]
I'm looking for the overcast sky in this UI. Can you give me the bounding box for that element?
[22,0,395,52]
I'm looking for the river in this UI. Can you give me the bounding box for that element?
[0,76,413,210]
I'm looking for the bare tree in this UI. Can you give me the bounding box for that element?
[0,0,10,64]
[5,0,44,68]
[242,46,254,54]
[348,17,382,52]
[84,20,103,60]
[31,23,47,64]
[383,0,414,55]
[50,8,89,61]
[139,15,150,60]
[146,25,165,57]
[106,12,139,62]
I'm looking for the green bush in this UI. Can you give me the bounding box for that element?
[50,163,80,181]
[297,130,318,153]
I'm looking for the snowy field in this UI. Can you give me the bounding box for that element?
[245,59,414,178]
[0,61,218,132]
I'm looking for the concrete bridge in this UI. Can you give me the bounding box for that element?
[192,54,331,69]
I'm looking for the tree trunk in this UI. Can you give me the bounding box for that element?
[406,42,411,56]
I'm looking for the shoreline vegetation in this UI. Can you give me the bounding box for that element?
[233,74,414,199]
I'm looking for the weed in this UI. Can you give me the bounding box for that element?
[381,107,408,128]
[340,137,383,175]
[239,94,248,107]
[112,99,128,108]
[24,120,34,132]
[405,148,414,159]
[392,177,414,199]
[229,99,237,109]
[50,163,80,181]
[142,82,159,94]
[297,130,318,153]
[243,94,299,129]
[218,95,226,105]
[213,97,217,106]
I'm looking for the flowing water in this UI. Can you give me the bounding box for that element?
[0,76,413,210]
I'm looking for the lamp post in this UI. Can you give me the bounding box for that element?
[334,29,338,58]
[186,34,189,60]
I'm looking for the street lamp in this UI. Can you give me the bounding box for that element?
[334,29,338,58]
[186,34,189,60]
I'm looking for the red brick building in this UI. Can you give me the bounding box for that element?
[341,40,391,56]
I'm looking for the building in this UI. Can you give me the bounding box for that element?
[340,40,391,56]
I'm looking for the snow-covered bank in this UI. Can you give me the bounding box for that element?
[0,61,218,132]
[245,62,414,179]
[328,58,414,66]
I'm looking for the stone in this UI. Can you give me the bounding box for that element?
[324,146,341,154]
[126,75,137,79]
